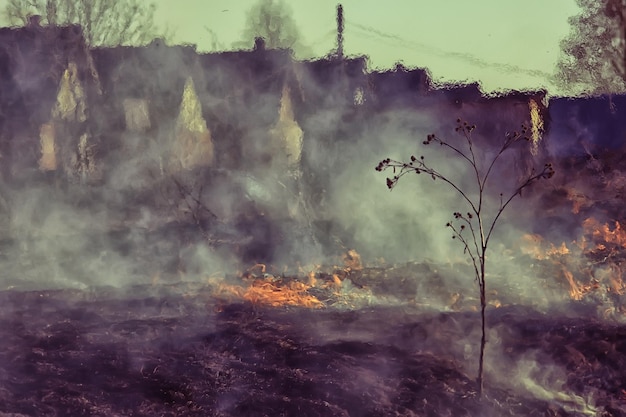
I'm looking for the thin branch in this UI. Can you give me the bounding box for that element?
[377,157,479,215]
[449,222,480,281]
[483,164,554,250]
[480,127,530,196]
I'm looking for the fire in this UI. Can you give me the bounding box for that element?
[214,263,324,309]
[583,218,626,249]
[581,218,626,296]
[561,266,585,301]
[521,234,596,300]
[523,216,626,307]
[520,234,569,260]
[212,250,367,309]
[567,190,592,214]
[215,276,323,309]
[242,279,323,308]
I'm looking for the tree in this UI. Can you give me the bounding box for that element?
[555,0,626,94]
[4,0,162,46]
[375,120,554,397]
[235,0,311,56]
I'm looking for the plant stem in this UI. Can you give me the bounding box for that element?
[477,259,486,396]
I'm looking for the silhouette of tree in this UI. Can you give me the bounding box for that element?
[4,0,164,46]
[236,0,311,56]
[556,0,626,94]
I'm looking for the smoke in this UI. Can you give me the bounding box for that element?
[321,108,470,263]
[0,45,541,299]
[482,320,601,416]
[0,23,596,326]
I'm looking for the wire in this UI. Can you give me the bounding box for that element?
[348,22,552,79]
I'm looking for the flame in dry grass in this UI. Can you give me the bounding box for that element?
[520,234,569,260]
[521,234,597,300]
[215,279,323,308]
[581,218,626,296]
[212,251,365,309]
[214,263,324,308]
[583,218,626,249]
[244,280,323,308]
[523,216,626,303]
[561,266,584,301]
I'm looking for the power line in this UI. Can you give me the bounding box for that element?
[348,22,553,80]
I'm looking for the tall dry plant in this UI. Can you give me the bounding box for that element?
[375,119,554,396]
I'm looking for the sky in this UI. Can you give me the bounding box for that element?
[0,0,581,93]
[153,0,582,94]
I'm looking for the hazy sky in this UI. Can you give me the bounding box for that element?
[0,0,581,93]
[154,0,581,93]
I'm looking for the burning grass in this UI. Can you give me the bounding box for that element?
[212,253,370,310]
[215,278,324,309]
[520,215,626,312]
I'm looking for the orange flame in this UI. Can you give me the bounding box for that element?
[212,251,365,309]
[215,279,323,308]
[520,233,601,301]
[523,216,626,304]
[244,279,323,308]
[583,218,626,249]
[520,234,570,260]
[214,263,324,308]
[561,266,584,301]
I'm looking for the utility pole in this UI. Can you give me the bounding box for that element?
[336,4,344,59]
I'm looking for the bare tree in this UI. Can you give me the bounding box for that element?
[4,0,163,46]
[376,120,554,397]
[235,0,311,56]
[556,0,626,94]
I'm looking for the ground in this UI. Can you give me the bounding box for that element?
[0,270,624,417]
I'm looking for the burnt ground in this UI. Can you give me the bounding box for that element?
[0,275,625,417]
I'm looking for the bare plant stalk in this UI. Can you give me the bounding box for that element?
[375,119,554,397]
